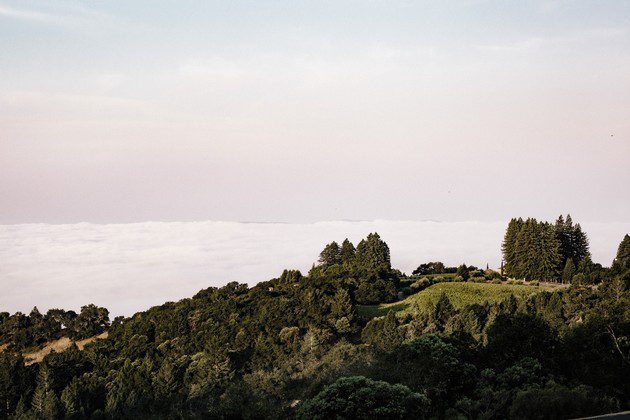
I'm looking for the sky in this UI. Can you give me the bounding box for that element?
[0,0,629,224]
[2,220,629,315]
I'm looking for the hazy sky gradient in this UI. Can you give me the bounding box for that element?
[1,0,629,223]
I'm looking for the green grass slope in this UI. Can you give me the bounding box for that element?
[357,282,550,319]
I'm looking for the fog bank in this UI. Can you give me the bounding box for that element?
[1,220,628,316]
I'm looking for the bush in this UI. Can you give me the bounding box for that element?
[411,277,432,292]
[492,279,502,284]
[456,265,470,281]
[530,280,540,286]
[470,277,486,283]
[454,276,464,282]
[296,376,430,419]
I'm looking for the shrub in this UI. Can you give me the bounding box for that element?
[296,376,430,419]
[454,276,464,282]
[530,280,540,286]
[492,279,502,284]
[411,277,432,292]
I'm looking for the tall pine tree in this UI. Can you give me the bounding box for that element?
[318,242,342,266]
[612,234,630,273]
[502,218,524,277]
[355,233,391,270]
[562,258,575,284]
[340,239,356,265]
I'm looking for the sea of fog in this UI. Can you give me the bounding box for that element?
[1,220,628,316]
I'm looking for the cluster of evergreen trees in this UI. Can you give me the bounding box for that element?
[502,215,591,282]
[316,233,391,270]
[311,233,399,304]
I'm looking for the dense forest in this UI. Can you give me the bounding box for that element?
[0,220,629,419]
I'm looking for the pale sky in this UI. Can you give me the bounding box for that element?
[1,0,629,224]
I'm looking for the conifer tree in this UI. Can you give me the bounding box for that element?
[562,259,575,284]
[612,234,630,273]
[61,378,82,419]
[555,215,590,269]
[279,269,302,283]
[31,366,53,415]
[502,218,523,277]
[572,224,590,263]
[330,288,355,323]
[340,239,356,264]
[318,242,342,266]
[355,233,391,270]
[379,311,403,352]
[31,383,47,415]
[13,395,28,419]
[514,219,537,279]
[42,391,61,419]
[431,293,455,327]
[538,222,561,281]
[555,215,571,266]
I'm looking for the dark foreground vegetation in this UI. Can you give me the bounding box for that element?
[1,218,629,419]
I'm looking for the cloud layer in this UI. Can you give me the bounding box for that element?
[1,220,628,316]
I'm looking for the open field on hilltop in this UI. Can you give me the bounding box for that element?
[357,281,565,319]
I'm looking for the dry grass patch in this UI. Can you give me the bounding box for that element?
[23,332,108,366]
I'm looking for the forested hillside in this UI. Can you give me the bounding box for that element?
[1,222,629,419]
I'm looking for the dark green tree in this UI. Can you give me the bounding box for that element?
[456,264,470,281]
[355,233,391,270]
[318,242,342,266]
[572,223,591,263]
[70,304,109,339]
[61,378,83,419]
[340,239,356,265]
[279,269,302,283]
[430,293,456,329]
[330,288,355,323]
[502,218,524,277]
[612,234,630,274]
[562,259,575,284]
[361,311,403,352]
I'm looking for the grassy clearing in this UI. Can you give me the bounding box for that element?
[357,282,553,319]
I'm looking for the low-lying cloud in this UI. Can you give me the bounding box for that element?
[1,220,628,316]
